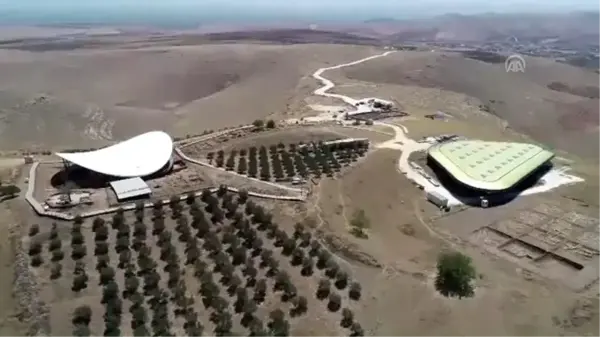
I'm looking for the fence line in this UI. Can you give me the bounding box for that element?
[174,147,304,194]
[25,162,305,221]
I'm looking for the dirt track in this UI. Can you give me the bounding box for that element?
[336,51,600,158]
[0,43,379,151]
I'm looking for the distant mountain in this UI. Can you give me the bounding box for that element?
[194,29,382,46]
[363,17,399,24]
[331,11,600,44]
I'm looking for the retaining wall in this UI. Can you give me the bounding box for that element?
[25,162,305,221]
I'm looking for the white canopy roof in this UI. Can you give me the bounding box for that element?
[55,131,173,178]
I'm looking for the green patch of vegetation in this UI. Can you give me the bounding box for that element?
[252,119,265,129]
[434,251,476,299]
[27,184,368,336]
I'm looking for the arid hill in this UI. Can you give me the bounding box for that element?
[0,43,378,151]
[335,51,599,158]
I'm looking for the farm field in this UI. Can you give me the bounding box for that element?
[25,188,365,336]
[206,139,369,183]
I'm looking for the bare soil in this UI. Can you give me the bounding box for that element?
[334,51,600,158]
[3,39,599,337]
[0,43,379,152]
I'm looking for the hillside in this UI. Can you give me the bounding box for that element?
[335,51,599,158]
[0,43,378,151]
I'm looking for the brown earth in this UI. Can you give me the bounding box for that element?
[306,148,599,335]
[0,43,379,152]
[1,35,599,337]
[333,51,600,158]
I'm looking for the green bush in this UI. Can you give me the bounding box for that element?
[434,251,476,299]
[252,119,265,128]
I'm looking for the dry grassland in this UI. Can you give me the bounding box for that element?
[2,40,599,337]
[311,149,599,335]
[0,162,29,335]
[0,44,379,151]
[331,51,600,158]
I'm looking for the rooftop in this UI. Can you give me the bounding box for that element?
[428,140,555,191]
[110,177,151,201]
[55,131,173,178]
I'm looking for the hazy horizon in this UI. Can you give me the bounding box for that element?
[0,0,598,27]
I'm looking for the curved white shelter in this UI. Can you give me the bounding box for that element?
[55,131,174,178]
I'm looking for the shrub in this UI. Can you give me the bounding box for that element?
[0,184,20,197]
[28,224,40,237]
[316,278,331,299]
[316,250,331,269]
[434,251,476,299]
[349,281,362,300]
[71,232,84,245]
[349,209,370,238]
[301,258,314,276]
[252,119,265,128]
[350,322,364,336]
[341,308,354,327]
[51,249,64,262]
[49,238,62,252]
[266,119,276,129]
[268,309,289,336]
[50,263,62,279]
[291,248,305,266]
[72,274,88,292]
[95,242,109,256]
[72,305,93,325]
[186,192,196,205]
[30,254,43,267]
[94,226,109,242]
[96,255,110,271]
[217,184,228,197]
[71,245,87,260]
[92,218,105,232]
[290,295,308,317]
[99,267,116,285]
[334,270,349,289]
[28,241,42,256]
[327,292,342,312]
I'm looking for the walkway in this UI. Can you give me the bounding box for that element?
[309,50,584,207]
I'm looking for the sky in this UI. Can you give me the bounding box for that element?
[0,0,597,25]
[0,0,596,10]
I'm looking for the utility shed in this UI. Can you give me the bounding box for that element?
[109,177,151,201]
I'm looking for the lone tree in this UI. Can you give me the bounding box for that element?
[434,251,476,299]
[349,209,370,238]
[266,119,276,129]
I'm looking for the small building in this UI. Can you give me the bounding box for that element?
[110,177,152,202]
[24,155,34,164]
[426,190,448,209]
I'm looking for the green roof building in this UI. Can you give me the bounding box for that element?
[427,140,554,191]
